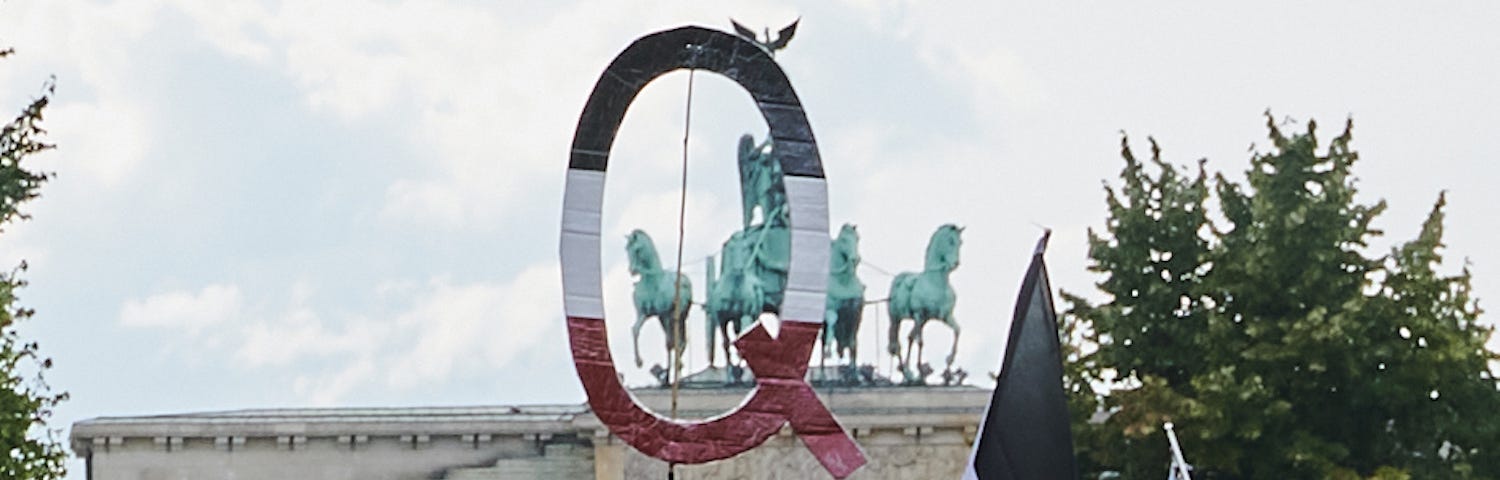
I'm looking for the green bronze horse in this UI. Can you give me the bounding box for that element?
[823,224,865,371]
[625,229,693,372]
[887,224,963,384]
[703,230,763,368]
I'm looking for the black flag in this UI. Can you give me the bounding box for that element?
[963,230,1078,480]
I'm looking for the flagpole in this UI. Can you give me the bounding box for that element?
[1164,422,1192,480]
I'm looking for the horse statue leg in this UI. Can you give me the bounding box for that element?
[887,309,905,378]
[720,314,733,357]
[904,319,923,384]
[944,312,960,369]
[670,307,688,375]
[847,333,859,377]
[906,321,918,373]
[722,316,739,383]
[659,315,675,377]
[631,312,650,368]
[822,308,838,360]
[705,309,717,368]
[886,318,902,360]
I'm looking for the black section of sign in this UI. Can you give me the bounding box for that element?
[569,26,824,179]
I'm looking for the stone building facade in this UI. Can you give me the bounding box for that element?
[71,386,987,479]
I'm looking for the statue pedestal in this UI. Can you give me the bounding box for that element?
[581,385,989,479]
[671,364,901,388]
[72,384,987,480]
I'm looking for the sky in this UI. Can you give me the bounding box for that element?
[0,1,1497,476]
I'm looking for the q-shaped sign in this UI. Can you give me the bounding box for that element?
[559,26,865,478]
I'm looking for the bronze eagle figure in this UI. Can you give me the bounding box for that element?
[731,18,799,55]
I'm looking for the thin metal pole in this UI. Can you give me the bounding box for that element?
[670,69,696,418]
[666,68,697,480]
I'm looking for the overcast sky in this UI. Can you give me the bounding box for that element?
[1,1,1497,476]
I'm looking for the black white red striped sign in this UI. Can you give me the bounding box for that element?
[559,25,863,478]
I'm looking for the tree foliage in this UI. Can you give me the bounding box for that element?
[0,47,67,479]
[1067,115,1500,479]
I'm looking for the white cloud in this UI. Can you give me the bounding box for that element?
[46,100,150,188]
[294,358,376,407]
[234,309,391,368]
[832,1,1043,119]
[272,264,560,398]
[381,179,468,226]
[0,220,50,272]
[124,264,564,404]
[144,0,805,229]
[0,1,164,192]
[386,265,560,388]
[383,280,511,388]
[919,43,1048,114]
[167,0,275,64]
[191,0,582,227]
[119,284,242,333]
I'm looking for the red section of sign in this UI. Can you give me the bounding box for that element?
[733,322,866,478]
[567,316,865,478]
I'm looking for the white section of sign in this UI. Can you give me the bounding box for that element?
[781,175,830,324]
[561,169,606,319]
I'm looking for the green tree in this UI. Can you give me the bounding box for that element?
[0,47,67,479]
[1067,115,1500,479]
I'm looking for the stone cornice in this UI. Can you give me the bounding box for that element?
[70,386,988,456]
